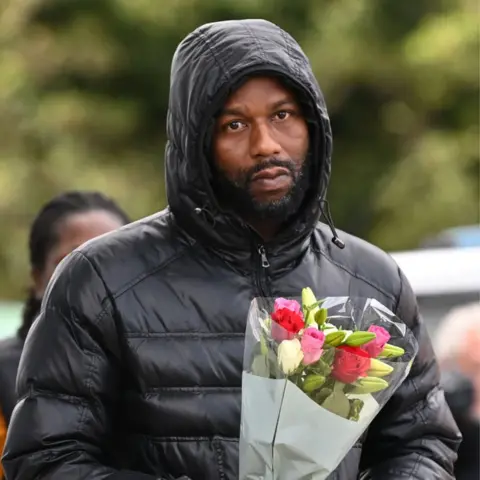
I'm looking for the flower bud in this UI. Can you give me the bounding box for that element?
[302,287,320,326]
[324,330,347,347]
[349,376,389,394]
[315,308,328,327]
[378,343,405,358]
[302,374,326,393]
[344,331,376,347]
[367,358,394,377]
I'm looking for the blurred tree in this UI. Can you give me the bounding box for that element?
[0,0,477,298]
[369,0,479,249]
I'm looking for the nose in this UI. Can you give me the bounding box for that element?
[249,122,282,160]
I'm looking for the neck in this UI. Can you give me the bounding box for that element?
[247,218,281,243]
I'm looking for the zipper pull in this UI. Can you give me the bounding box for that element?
[258,245,270,268]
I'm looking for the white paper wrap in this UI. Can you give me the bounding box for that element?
[240,373,379,480]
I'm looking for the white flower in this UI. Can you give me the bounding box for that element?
[278,338,304,375]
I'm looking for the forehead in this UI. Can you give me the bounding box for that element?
[223,76,297,108]
[52,210,123,253]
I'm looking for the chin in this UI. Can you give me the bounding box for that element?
[254,191,290,204]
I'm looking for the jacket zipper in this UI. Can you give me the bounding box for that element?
[255,244,271,297]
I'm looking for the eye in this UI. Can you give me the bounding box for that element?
[225,120,246,132]
[273,110,292,121]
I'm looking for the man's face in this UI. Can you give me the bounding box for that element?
[213,76,310,222]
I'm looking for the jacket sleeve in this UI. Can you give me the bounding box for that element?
[360,267,462,479]
[1,252,159,480]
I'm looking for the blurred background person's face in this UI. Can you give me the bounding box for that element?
[436,303,480,418]
[11,191,130,342]
[32,210,124,299]
[456,327,480,417]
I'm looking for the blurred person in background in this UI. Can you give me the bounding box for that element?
[2,20,460,480]
[436,303,480,480]
[0,191,130,478]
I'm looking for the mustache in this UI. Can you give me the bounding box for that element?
[245,158,297,181]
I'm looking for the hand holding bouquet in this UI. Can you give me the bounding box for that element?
[239,291,418,479]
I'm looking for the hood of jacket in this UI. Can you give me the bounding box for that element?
[165,19,332,258]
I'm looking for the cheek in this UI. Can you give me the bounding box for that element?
[33,268,53,299]
[299,125,310,156]
[214,139,243,175]
[36,255,64,297]
[280,123,309,159]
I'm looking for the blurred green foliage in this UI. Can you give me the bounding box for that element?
[0,0,478,299]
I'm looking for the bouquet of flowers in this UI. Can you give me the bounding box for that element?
[239,289,419,479]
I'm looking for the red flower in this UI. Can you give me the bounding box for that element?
[332,345,371,384]
[271,308,304,341]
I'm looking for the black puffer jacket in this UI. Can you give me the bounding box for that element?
[0,337,23,426]
[3,19,460,480]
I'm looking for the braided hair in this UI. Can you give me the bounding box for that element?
[19,191,130,340]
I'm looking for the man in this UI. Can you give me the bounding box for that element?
[3,19,460,480]
[436,303,480,480]
[436,302,480,417]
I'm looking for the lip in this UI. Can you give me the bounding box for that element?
[251,167,290,181]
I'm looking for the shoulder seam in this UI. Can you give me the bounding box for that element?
[318,248,396,302]
[112,243,194,300]
[77,241,196,326]
[77,209,197,323]
[76,252,115,328]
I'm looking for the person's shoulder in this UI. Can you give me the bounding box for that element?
[80,209,177,256]
[313,222,402,300]
[0,336,23,365]
[76,209,191,294]
[44,209,191,309]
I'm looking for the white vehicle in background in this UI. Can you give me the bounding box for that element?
[0,301,22,340]
[391,247,480,336]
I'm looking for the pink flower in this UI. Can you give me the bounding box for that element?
[362,326,391,358]
[274,298,302,315]
[301,327,325,365]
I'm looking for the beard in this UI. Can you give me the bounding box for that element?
[213,156,310,224]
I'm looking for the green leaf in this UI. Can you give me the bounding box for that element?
[321,390,351,419]
[309,357,332,376]
[251,354,269,377]
[321,347,336,365]
[260,334,268,355]
[314,387,333,405]
[267,350,282,378]
[306,299,324,310]
[347,398,364,422]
